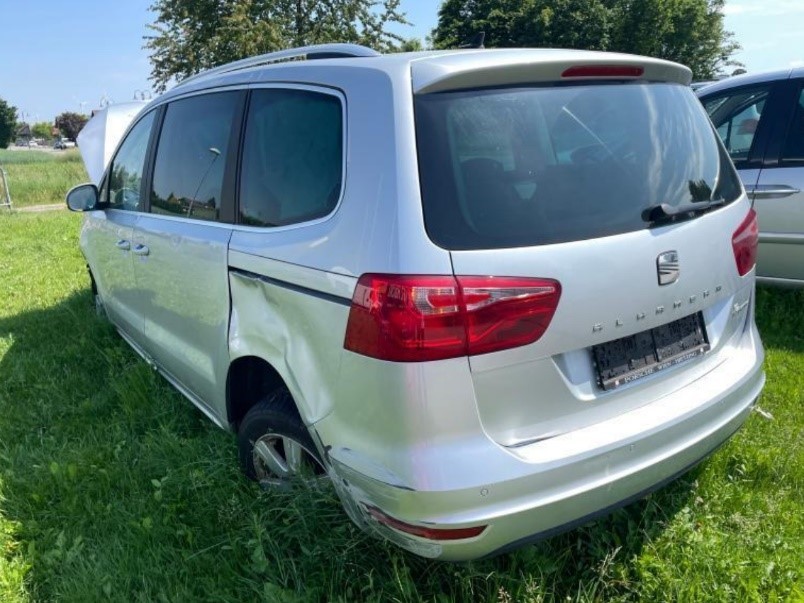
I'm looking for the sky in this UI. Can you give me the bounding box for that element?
[0,0,801,123]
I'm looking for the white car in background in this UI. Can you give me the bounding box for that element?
[54,138,76,150]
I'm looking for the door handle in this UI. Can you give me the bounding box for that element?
[116,239,130,251]
[132,244,150,256]
[747,185,800,199]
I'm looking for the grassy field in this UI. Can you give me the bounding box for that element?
[0,208,802,598]
[0,149,87,208]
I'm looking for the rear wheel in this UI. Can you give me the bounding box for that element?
[237,388,327,488]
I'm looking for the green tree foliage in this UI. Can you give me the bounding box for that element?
[145,0,409,92]
[397,37,424,52]
[610,0,738,78]
[55,112,89,141]
[432,0,739,79]
[433,0,610,51]
[32,122,54,141]
[0,98,17,149]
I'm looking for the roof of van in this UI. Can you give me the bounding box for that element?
[695,67,804,97]
[154,46,693,106]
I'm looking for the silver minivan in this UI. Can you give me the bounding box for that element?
[66,44,765,560]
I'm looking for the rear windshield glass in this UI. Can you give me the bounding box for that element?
[415,82,741,249]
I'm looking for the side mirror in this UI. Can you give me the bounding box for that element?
[66,183,99,212]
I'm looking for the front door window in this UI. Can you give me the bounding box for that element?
[107,111,156,211]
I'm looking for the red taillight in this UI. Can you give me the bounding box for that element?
[457,276,562,356]
[343,274,561,362]
[343,275,465,362]
[732,208,759,276]
[365,505,486,541]
[561,65,644,78]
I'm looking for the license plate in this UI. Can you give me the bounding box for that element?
[592,313,709,391]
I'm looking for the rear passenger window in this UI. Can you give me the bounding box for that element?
[703,86,771,163]
[239,89,343,227]
[781,86,804,164]
[150,92,239,221]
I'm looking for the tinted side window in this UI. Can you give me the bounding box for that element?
[781,85,804,164]
[239,89,343,227]
[150,92,239,221]
[703,86,771,163]
[108,111,156,211]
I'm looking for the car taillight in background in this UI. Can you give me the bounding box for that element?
[732,208,759,276]
[344,274,561,362]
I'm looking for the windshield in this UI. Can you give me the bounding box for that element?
[415,82,742,249]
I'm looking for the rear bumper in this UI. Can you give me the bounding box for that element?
[485,412,747,559]
[327,324,765,561]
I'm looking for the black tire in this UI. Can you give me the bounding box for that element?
[237,387,326,485]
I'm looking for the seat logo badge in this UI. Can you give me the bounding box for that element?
[657,251,679,285]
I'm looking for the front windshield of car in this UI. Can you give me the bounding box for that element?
[415,82,742,249]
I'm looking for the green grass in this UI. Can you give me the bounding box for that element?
[0,210,801,601]
[0,149,87,208]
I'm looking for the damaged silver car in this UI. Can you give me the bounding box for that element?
[66,44,765,560]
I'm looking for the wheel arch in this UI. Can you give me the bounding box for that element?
[226,267,350,430]
[226,355,302,430]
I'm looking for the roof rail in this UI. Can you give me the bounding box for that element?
[176,43,381,88]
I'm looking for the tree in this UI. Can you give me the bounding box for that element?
[32,121,54,140]
[0,98,17,149]
[432,0,613,51]
[145,0,409,92]
[55,112,89,141]
[431,0,530,50]
[396,37,424,52]
[432,0,739,79]
[609,0,740,79]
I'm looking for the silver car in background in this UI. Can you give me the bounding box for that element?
[66,45,765,560]
[698,68,804,286]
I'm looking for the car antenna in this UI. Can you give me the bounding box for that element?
[460,32,485,49]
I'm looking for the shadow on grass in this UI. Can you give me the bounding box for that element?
[0,288,701,602]
[755,286,804,353]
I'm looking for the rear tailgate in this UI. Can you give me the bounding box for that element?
[450,203,754,446]
[413,57,754,447]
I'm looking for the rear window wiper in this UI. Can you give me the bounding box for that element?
[642,198,727,225]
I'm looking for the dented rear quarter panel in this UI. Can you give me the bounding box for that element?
[227,250,356,425]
